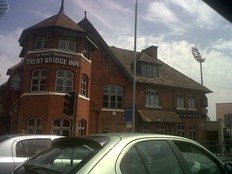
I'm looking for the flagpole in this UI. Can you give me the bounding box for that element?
[132,0,138,133]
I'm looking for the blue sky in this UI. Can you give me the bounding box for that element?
[0,0,232,120]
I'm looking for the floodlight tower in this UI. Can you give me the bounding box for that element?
[191,46,205,85]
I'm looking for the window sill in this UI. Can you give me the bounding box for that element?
[79,94,90,101]
[188,108,197,111]
[176,108,187,110]
[145,105,162,109]
[101,108,124,112]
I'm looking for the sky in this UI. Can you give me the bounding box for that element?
[0,0,231,121]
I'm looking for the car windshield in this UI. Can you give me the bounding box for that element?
[15,144,100,174]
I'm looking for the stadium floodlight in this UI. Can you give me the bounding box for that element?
[191,46,205,85]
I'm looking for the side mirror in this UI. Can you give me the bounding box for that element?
[224,163,232,173]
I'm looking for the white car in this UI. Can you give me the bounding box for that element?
[14,133,232,174]
[0,134,62,174]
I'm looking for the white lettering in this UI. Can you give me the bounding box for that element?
[68,60,79,67]
[26,55,79,67]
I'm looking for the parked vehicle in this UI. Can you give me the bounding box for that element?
[14,133,232,174]
[0,134,62,174]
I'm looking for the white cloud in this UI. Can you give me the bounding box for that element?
[31,9,53,19]
[168,0,222,29]
[144,2,179,23]
[0,29,22,84]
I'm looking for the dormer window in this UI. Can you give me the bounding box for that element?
[35,34,50,50]
[59,35,76,52]
[141,63,158,77]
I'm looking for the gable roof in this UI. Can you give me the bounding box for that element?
[78,14,211,94]
[78,16,132,80]
[110,46,212,93]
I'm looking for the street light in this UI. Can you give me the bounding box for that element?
[132,0,138,133]
[191,46,205,85]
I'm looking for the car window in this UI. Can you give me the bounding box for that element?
[120,140,184,174]
[174,141,224,174]
[16,139,52,157]
[15,144,99,174]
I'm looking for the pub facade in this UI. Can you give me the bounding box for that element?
[0,1,212,142]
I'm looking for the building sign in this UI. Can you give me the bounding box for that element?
[26,52,80,67]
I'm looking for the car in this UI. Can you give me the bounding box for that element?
[0,134,62,174]
[14,133,232,174]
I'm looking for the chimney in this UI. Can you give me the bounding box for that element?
[143,46,158,59]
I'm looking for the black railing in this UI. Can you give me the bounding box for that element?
[200,141,232,162]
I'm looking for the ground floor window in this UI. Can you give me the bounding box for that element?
[79,119,87,135]
[101,129,110,133]
[143,124,150,133]
[52,118,71,136]
[27,118,42,134]
[189,125,197,140]
[177,124,185,137]
[116,129,124,133]
[156,124,165,134]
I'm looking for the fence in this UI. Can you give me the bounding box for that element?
[200,141,232,162]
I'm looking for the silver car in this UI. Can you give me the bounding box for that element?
[14,133,232,174]
[0,134,62,174]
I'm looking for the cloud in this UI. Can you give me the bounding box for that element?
[0,29,22,84]
[31,9,53,19]
[144,2,179,23]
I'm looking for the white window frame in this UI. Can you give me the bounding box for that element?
[52,118,71,136]
[27,118,42,134]
[31,69,47,92]
[189,94,196,109]
[141,63,158,77]
[146,89,160,107]
[79,119,86,135]
[156,124,165,134]
[59,35,76,52]
[189,125,197,140]
[177,93,185,109]
[35,34,50,50]
[177,124,185,137]
[55,69,74,93]
[103,85,123,109]
[81,75,88,97]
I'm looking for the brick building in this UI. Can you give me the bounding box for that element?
[0,1,212,141]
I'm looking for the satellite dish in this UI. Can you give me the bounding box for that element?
[0,0,9,17]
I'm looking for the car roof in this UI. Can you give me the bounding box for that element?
[52,133,199,148]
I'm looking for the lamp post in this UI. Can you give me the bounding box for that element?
[191,46,205,85]
[132,0,138,133]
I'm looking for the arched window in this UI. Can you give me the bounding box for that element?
[27,118,42,134]
[146,89,160,106]
[52,118,71,136]
[31,69,47,92]
[103,85,123,109]
[79,119,87,135]
[81,74,88,97]
[55,69,74,93]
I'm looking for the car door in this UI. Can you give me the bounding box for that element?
[117,139,185,174]
[173,140,226,174]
